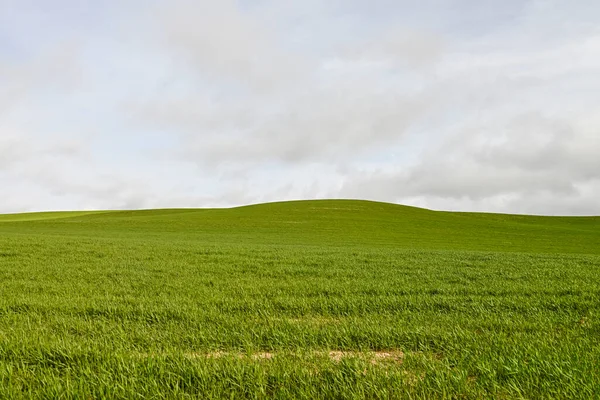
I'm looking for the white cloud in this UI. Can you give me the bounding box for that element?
[150,0,312,93]
[1,0,600,215]
[335,112,600,215]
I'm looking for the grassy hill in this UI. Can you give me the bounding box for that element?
[0,200,599,398]
[2,199,598,253]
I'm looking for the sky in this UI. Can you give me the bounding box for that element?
[1,0,599,215]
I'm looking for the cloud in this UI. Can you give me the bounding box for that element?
[336,112,600,215]
[133,2,444,169]
[150,0,311,93]
[1,0,600,215]
[141,84,432,168]
[0,41,81,106]
[338,26,444,68]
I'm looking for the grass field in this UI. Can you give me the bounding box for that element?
[0,199,598,399]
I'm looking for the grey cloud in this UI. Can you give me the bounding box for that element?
[336,113,600,215]
[123,0,600,216]
[0,42,82,112]
[2,0,600,215]
[0,133,86,170]
[142,84,432,167]
[0,135,29,168]
[134,1,443,168]
[470,114,599,177]
[19,168,259,212]
[7,160,174,212]
[338,27,444,69]
[153,0,311,93]
[0,132,252,212]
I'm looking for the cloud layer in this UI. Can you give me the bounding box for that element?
[1,0,599,214]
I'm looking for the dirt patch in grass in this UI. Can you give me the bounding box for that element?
[371,351,404,365]
[317,350,405,364]
[136,349,406,364]
[251,352,274,360]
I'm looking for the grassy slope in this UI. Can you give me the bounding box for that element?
[2,199,598,252]
[0,200,599,398]
[0,210,109,222]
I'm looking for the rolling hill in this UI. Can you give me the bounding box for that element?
[0,200,598,398]
[1,199,598,253]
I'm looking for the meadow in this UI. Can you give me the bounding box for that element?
[0,200,598,399]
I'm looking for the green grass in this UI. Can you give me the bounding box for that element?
[0,199,598,399]
[0,210,109,222]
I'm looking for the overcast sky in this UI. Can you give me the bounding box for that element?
[1,0,599,215]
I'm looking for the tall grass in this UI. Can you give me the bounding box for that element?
[0,200,598,398]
